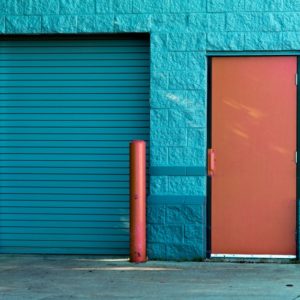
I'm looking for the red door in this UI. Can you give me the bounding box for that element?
[211,57,297,256]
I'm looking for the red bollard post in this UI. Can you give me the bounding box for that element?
[130,140,147,263]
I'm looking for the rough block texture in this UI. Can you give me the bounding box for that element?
[0,0,300,260]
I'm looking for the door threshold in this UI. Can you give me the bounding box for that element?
[211,254,296,259]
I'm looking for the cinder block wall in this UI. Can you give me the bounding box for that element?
[1,0,299,260]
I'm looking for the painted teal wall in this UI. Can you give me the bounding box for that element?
[1,0,300,260]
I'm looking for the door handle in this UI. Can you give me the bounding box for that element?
[208,149,215,176]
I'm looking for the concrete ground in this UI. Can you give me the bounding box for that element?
[0,255,300,300]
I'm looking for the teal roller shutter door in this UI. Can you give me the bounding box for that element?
[0,36,150,255]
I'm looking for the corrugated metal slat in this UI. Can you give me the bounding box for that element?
[0,36,149,255]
